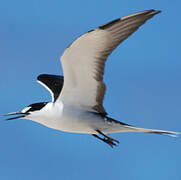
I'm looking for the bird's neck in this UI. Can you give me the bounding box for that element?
[26,102,64,129]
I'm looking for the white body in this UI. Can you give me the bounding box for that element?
[24,101,179,137]
[26,102,134,134]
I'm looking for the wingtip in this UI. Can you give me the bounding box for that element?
[118,9,161,22]
[149,9,162,15]
[139,9,162,16]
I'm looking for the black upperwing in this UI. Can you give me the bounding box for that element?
[37,74,64,102]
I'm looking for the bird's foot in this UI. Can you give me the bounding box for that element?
[92,130,119,148]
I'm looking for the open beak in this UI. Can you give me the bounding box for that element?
[4,112,29,120]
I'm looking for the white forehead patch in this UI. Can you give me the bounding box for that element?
[21,106,31,113]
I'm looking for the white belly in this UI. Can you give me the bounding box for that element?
[26,102,106,134]
[55,105,105,134]
[26,102,131,134]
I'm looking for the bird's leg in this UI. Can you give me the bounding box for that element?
[92,130,119,148]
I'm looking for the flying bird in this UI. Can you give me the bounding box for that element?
[6,9,179,147]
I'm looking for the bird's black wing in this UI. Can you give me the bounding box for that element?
[37,74,64,102]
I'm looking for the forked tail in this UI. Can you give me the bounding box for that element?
[93,117,179,147]
[105,117,180,137]
[125,126,180,137]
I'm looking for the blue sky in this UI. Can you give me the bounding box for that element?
[0,0,181,179]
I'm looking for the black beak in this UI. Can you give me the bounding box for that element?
[4,112,29,120]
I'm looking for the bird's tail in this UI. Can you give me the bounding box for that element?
[105,117,180,137]
[125,126,180,137]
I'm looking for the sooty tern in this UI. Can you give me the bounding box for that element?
[6,10,179,147]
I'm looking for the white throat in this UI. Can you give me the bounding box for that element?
[26,102,64,129]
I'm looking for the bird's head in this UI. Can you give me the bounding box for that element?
[5,102,48,120]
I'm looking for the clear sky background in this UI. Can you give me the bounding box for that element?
[0,0,181,179]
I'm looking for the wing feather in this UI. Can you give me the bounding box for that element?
[37,74,64,102]
[57,10,161,115]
